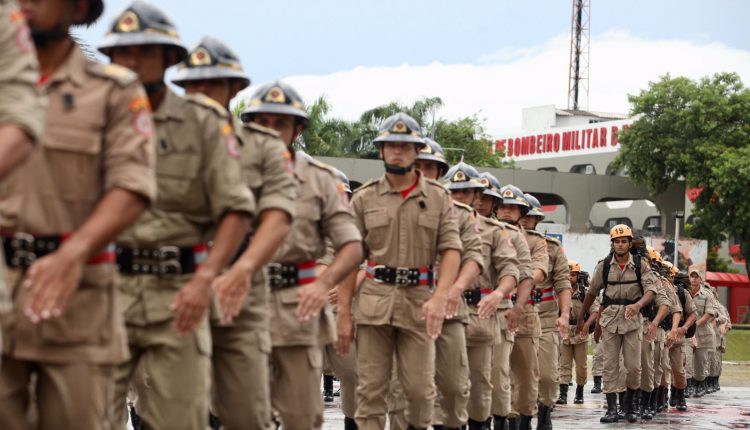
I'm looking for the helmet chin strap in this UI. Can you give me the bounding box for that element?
[384,162,414,175]
[30,26,70,47]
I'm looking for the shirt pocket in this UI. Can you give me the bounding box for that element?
[415,212,439,252]
[155,152,201,210]
[41,125,102,203]
[364,209,390,254]
[290,200,322,255]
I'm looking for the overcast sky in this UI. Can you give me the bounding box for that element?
[76,0,750,134]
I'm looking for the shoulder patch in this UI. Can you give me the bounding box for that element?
[185,93,229,118]
[87,62,138,87]
[243,121,281,138]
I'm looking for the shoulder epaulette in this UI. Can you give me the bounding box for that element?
[243,121,281,137]
[306,157,338,176]
[452,200,473,212]
[503,222,520,232]
[484,217,505,228]
[526,229,545,238]
[425,177,451,195]
[353,179,377,194]
[544,235,561,246]
[87,62,138,87]
[185,93,229,118]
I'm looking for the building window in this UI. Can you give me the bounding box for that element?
[570,164,596,175]
[605,217,632,229]
[537,167,558,172]
[643,216,661,232]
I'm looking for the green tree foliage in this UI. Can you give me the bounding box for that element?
[613,72,750,275]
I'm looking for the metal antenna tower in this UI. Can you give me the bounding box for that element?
[567,0,590,110]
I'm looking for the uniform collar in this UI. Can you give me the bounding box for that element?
[153,88,186,121]
[610,253,634,268]
[376,171,427,198]
[45,45,87,89]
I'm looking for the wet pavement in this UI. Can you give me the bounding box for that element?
[321,362,750,429]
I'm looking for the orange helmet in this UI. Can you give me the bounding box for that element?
[646,246,662,264]
[610,224,633,240]
[568,260,581,273]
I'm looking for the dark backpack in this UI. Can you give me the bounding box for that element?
[601,246,656,320]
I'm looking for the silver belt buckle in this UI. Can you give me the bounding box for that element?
[158,246,181,276]
[370,264,385,283]
[395,267,412,286]
[10,232,36,266]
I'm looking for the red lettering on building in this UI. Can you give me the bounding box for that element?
[611,126,619,146]
[553,133,561,152]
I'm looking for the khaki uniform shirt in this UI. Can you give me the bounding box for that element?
[466,214,519,344]
[536,237,572,332]
[497,222,530,312]
[691,285,717,348]
[351,173,462,329]
[0,46,156,363]
[117,90,254,327]
[209,115,297,331]
[270,156,361,347]
[564,293,598,345]
[587,253,659,335]
[0,0,45,141]
[448,201,485,325]
[671,286,696,346]
[516,228,549,338]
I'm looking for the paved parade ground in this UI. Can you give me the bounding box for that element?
[319,361,750,430]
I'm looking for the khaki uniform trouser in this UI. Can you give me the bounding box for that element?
[387,320,469,428]
[684,343,694,379]
[270,345,324,430]
[693,347,711,382]
[709,348,722,377]
[111,319,210,430]
[211,318,273,430]
[559,342,587,386]
[591,340,604,377]
[357,324,436,430]
[640,327,655,392]
[467,343,492,422]
[0,357,113,430]
[669,344,687,389]
[324,342,358,419]
[509,336,539,417]
[490,328,514,418]
[537,331,560,407]
[601,328,642,394]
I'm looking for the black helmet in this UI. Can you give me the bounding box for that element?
[418,138,450,176]
[477,172,502,200]
[524,193,545,219]
[172,36,250,89]
[98,1,187,66]
[499,184,530,215]
[372,113,426,148]
[443,162,484,191]
[78,0,104,25]
[240,81,310,129]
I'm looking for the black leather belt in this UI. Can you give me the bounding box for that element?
[115,244,206,276]
[511,290,542,305]
[267,261,316,289]
[2,232,62,268]
[602,297,638,307]
[365,261,433,287]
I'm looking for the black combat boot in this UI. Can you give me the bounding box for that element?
[660,386,670,412]
[323,374,335,402]
[507,417,518,430]
[710,376,718,393]
[639,390,653,420]
[344,416,358,430]
[694,379,706,397]
[649,389,660,415]
[536,402,552,430]
[467,418,485,430]
[518,415,533,430]
[716,375,721,391]
[624,389,639,423]
[574,385,584,404]
[208,412,222,430]
[675,388,688,412]
[591,376,603,393]
[493,415,506,430]
[556,384,568,404]
[130,405,144,430]
[669,385,677,407]
[600,393,619,423]
[617,391,627,420]
[685,378,694,397]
